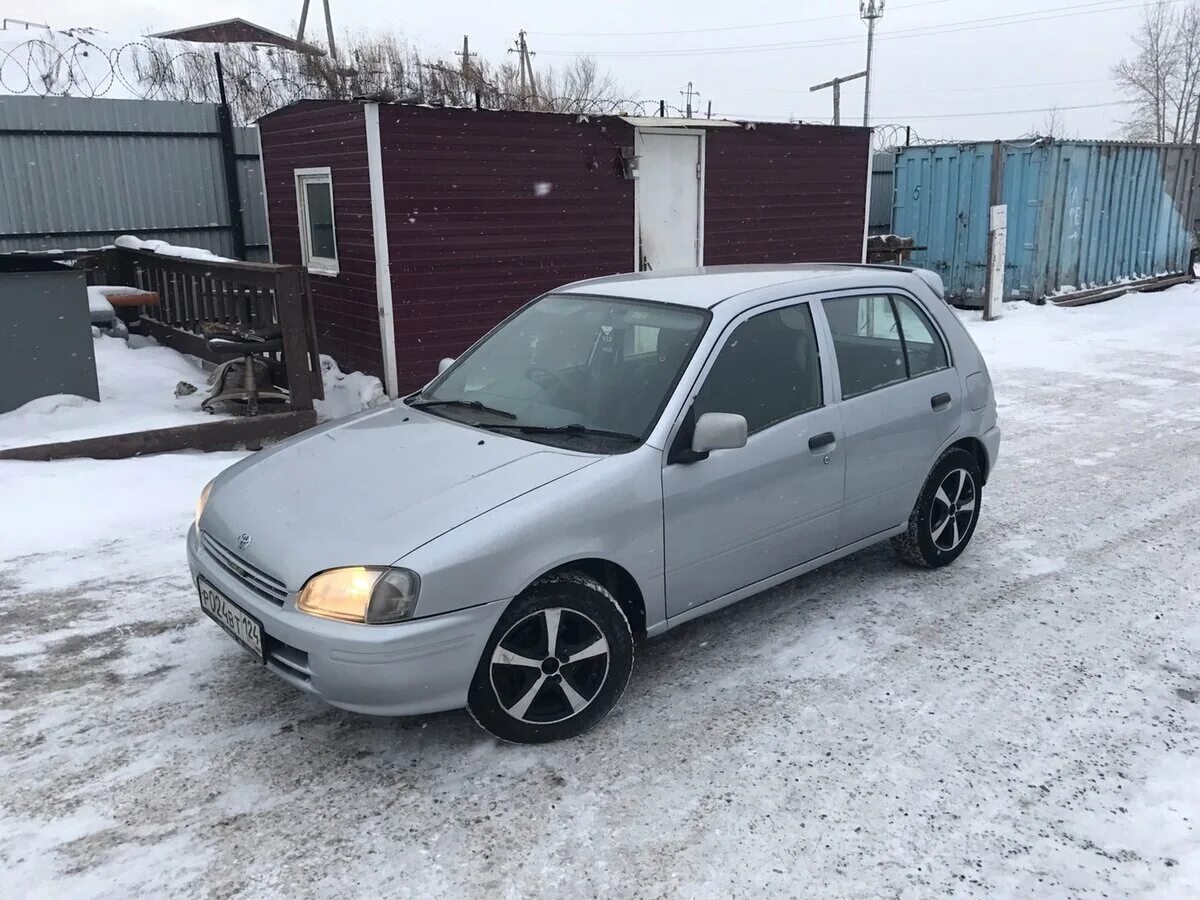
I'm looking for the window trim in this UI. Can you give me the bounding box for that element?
[294,166,339,277]
[820,290,952,401]
[889,292,951,381]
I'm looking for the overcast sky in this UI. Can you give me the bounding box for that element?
[5,0,1144,140]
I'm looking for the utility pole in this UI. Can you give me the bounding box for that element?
[455,35,477,82]
[297,0,338,60]
[809,70,866,126]
[860,0,884,127]
[706,100,712,120]
[509,30,538,109]
[680,81,699,119]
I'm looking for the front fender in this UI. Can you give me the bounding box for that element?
[399,445,667,630]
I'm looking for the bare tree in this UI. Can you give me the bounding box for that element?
[1113,0,1200,142]
[1032,105,1071,139]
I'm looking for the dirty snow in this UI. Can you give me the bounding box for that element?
[2,286,1200,897]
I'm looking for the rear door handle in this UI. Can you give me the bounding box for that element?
[931,392,952,411]
[808,431,836,451]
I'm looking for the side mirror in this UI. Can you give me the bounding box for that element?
[691,412,748,454]
[437,357,455,375]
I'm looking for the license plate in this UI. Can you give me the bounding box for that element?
[198,578,264,662]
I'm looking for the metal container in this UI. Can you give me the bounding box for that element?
[892,139,1200,305]
[0,258,98,414]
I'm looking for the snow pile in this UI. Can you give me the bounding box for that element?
[314,355,387,422]
[0,337,388,449]
[114,235,231,262]
[85,286,115,323]
[0,333,222,451]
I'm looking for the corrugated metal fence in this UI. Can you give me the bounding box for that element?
[893,139,1200,305]
[869,152,895,235]
[0,95,268,261]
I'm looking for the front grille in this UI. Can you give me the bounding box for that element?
[200,531,289,606]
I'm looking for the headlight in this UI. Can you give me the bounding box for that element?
[296,567,420,624]
[195,480,214,528]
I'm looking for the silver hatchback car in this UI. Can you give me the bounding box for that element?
[190,265,1000,742]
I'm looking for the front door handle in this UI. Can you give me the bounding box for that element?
[931,392,952,411]
[808,431,836,451]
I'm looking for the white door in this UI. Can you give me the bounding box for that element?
[636,130,704,271]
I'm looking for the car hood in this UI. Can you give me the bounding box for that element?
[201,405,599,589]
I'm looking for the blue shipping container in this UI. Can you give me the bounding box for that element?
[892,140,1200,305]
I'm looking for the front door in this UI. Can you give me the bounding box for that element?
[637,130,703,270]
[820,292,962,544]
[662,300,845,619]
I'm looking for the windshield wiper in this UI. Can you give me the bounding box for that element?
[408,398,517,420]
[485,423,641,442]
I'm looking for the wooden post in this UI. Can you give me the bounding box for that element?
[983,140,1007,321]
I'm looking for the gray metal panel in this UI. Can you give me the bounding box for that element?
[869,151,895,235]
[235,126,269,261]
[0,96,267,260]
[0,94,219,133]
[0,269,99,413]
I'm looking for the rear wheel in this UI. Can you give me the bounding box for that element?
[892,447,983,568]
[467,572,634,743]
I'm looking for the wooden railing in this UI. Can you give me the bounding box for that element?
[110,249,323,410]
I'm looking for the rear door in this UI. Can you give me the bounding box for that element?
[818,291,961,545]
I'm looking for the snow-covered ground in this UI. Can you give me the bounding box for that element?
[2,287,1199,898]
[0,333,222,451]
[0,332,385,451]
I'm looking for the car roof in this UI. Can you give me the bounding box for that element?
[557,264,920,309]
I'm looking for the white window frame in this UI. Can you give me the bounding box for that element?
[294,166,339,276]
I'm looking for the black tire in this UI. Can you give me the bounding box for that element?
[467,572,634,744]
[892,447,983,568]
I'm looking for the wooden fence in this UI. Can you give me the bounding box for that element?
[0,248,324,460]
[112,249,323,410]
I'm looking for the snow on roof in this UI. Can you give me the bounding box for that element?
[558,265,914,308]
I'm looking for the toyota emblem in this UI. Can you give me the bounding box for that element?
[237,532,252,551]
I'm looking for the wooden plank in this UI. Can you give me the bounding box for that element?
[1051,272,1191,307]
[0,410,318,461]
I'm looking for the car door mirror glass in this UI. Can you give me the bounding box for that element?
[691,412,748,454]
[437,357,455,375]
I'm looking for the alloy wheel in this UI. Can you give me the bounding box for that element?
[930,467,977,552]
[489,607,611,725]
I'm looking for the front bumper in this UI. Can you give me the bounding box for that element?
[981,424,1002,482]
[187,526,509,716]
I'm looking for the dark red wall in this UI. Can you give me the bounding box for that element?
[261,102,384,378]
[704,123,869,264]
[378,106,634,390]
[261,103,870,392]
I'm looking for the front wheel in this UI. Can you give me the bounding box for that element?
[892,447,983,568]
[467,572,634,743]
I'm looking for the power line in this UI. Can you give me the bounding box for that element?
[712,99,1136,123]
[532,0,953,38]
[536,0,1159,58]
[740,76,1115,96]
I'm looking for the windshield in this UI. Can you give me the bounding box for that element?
[411,294,708,450]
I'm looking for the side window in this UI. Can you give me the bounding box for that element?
[295,167,338,276]
[694,304,822,434]
[822,295,906,398]
[893,295,949,377]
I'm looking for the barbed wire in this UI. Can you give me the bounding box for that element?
[0,32,664,123]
